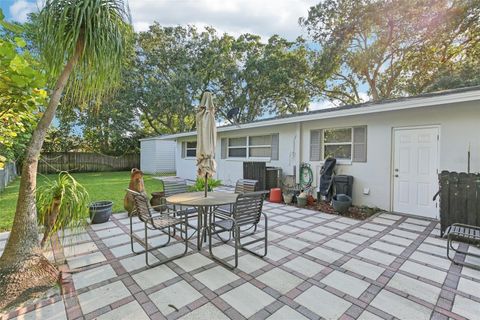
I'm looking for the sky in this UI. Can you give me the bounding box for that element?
[0,0,318,41]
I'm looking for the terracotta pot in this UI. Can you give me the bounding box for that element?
[150,192,166,212]
[306,195,315,206]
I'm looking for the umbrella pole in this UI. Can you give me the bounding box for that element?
[205,174,208,197]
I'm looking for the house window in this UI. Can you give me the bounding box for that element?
[186,141,197,157]
[227,135,272,159]
[323,128,353,160]
[228,137,247,158]
[249,135,271,157]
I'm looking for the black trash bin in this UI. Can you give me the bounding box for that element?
[333,175,354,198]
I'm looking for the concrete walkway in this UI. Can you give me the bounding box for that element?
[1,203,479,320]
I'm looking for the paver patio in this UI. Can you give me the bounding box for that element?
[1,192,480,320]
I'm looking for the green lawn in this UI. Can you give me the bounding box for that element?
[0,171,168,232]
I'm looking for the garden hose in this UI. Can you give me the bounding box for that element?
[300,162,313,188]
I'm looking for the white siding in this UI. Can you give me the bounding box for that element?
[173,99,480,210]
[140,140,176,174]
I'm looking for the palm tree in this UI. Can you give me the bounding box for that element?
[0,0,132,308]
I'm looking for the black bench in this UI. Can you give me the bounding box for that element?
[445,223,480,270]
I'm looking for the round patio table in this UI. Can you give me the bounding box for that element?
[166,192,238,250]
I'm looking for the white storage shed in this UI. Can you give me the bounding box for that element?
[139,137,176,174]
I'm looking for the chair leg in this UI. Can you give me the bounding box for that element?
[145,222,189,268]
[208,215,238,269]
[240,213,268,258]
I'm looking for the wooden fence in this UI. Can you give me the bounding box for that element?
[0,162,17,193]
[438,171,480,235]
[38,152,140,174]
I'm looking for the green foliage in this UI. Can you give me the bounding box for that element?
[301,0,480,104]
[0,9,47,168]
[37,0,134,105]
[131,24,313,134]
[37,172,90,243]
[188,177,222,192]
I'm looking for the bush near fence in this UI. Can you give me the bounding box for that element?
[38,152,140,174]
[0,162,17,193]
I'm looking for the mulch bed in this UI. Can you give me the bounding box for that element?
[286,200,382,221]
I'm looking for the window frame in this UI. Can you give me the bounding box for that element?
[185,141,197,158]
[227,135,272,160]
[322,127,353,161]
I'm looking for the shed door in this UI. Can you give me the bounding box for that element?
[393,127,439,219]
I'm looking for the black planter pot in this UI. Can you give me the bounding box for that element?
[332,194,352,214]
[89,201,113,224]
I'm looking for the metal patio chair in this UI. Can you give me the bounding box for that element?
[445,223,480,270]
[127,189,189,268]
[160,179,198,238]
[215,179,259,241]
[208,191,268,269]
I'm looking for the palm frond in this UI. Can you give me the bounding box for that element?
[38,0,133,104]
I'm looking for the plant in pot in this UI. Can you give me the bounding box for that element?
[188,177,222,192]
[297,191,307,208]
[332,194,352,214]
[283,191,293,204]
[37,172,90,247]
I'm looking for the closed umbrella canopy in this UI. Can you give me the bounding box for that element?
[196,92,217,180]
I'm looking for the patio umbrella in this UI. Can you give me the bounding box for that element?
[196,91,217,197]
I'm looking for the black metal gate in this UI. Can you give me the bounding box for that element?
[438,171,480,236]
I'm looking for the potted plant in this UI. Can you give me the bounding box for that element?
[188,177,222,192]
[297,191,307,207]
[332,194,352,213]
[37,172,90,247]
[89,200,114,224]
[283,191,293,204]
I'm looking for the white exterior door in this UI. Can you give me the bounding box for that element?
[393,127,439,219]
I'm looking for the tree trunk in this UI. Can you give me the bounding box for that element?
[0,39,83,311]
[40,198,61,248]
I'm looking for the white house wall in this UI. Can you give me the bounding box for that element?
[174,100,480,211]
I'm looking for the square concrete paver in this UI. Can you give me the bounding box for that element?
[119,253,158,272]
[452,294,480,320]
[278,238,310,251]
[370,241,405,255]
[174,253,213,272]
[77,281,131,315]
[132,264,178,290]
[231,254,270,273]
[400,260,447,283]
[358,310,384,320]
[357,248,396,265]
[63,241,98,257]
[72,264,117,289]
[409,251,451,270]
[324,238,357,252]
[381,234,413,246]
[342,258,385,280]
[95,227,125,239]
[220,282,275,318]
[257,267,304,294]
[297,231,325,243]
[457,277,480,298]
[179,303,229,320]
[194,266,240,291]
[96,301,149,320]
[67,251,106,269]
[370,289,432,320]
[387,273,441,304]
[266,246,291,261]
[305,246,343,264]
[321,270,370,298]
[12,300,67,320]
[295,286,351,319]
[149,280,202,316]
[266,306,308,320]
[338,232,369,244]
[283,256,323,277]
